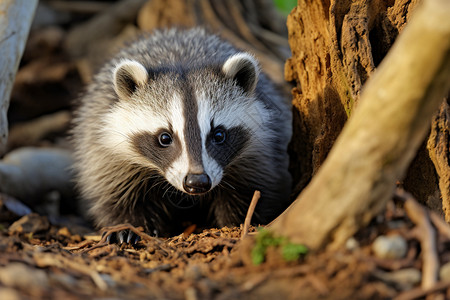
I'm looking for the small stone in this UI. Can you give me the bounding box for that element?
[372,234,408,259]
[345,237,359,251]
[374,268,421,290]
[439,261,450,281]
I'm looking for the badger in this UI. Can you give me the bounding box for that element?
[72,28,292,240]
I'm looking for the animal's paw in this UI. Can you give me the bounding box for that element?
[103,229,141,245]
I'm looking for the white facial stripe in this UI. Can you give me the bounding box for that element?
[164,93,190,191]
[165,149,189,191]
[196,94,223,188]
[101,101,165,157]
[195,90,272,189]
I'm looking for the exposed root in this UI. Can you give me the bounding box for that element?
[395,189,442,299]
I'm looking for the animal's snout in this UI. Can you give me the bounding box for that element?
[183,173,212,194]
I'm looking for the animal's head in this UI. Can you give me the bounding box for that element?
[101,53,270,195]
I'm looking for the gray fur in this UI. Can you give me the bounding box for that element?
[72,28,292,236]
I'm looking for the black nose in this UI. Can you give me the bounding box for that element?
[183,173,212,194]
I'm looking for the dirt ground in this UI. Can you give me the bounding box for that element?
[1,193,450,300]
[1,1,450,299]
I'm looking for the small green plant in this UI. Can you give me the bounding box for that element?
[251,228,308,265]
[273,0,297,16]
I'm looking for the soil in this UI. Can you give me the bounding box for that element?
[1,195,450,300]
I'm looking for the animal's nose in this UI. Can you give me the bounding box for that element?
[183,173,212,194]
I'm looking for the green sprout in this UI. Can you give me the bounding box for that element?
[251,228,308,265]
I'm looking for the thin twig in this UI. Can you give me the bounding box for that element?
[241,190,261,240]
[429,211,450,240]
[394,280,450,300]
[397,189,439,291]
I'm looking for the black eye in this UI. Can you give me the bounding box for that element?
[158,132,172,147]
[212,128,226,144]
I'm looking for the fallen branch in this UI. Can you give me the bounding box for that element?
[0,0,38,155]
[7,110,71,149]
[269,0,450,251]
[64,0,147,58]
[241,190,260,240]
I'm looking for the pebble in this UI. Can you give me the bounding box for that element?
[345,237,359,251]
[439,261,450,281]
[372,234,408,259]
[374,268,421,290]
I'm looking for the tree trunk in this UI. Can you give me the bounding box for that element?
[271,0,450,251]
[286,0,450,221]
[0,0,37,156]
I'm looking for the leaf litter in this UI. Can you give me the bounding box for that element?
[1,191,450,299]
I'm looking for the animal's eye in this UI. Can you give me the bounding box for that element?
[158,132,173,147]
[212,128,226,144]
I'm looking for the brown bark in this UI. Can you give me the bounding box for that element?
[428,99,450,221]
[286,0,450,221]
[285,0,420,192]
[272,0,450,251]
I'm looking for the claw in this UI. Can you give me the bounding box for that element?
[126,230,134,244]
[118,230,127,244]
[133,235,141,244]
[103,229,141,245]
[106,233,113,244]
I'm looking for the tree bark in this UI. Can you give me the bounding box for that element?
[428,100,450,221]
[271,0,450,251]
[286,0,422,194]
[0,0,37,156]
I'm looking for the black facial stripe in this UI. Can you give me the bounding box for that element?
[131,131,182,172]
[206,126,249,168]
[179,76,204,173]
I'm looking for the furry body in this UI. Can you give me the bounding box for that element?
[72,28,292,236]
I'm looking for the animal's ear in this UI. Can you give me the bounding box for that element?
[222,53,259,94]
[113,59,148,99]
